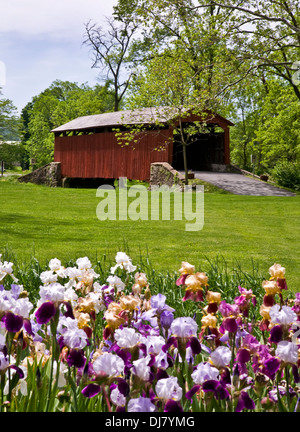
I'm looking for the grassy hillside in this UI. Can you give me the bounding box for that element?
[0,179,299,291]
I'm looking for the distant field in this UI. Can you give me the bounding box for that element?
[0,179,299,291]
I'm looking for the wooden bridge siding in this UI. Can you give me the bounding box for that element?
[54,130,173,181]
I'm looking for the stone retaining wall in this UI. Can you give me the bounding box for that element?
[150,162,185,190]
[18,162,62,187]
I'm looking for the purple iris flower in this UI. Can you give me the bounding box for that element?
[261,356,281,380]
[164,400,183,412]
[236,348,250,364]
[67,349,86,369]
[112,345,132,375]
[150,294,175,314]
[160,310,174,329]
[150,293,167,311]
[134,321,160,337]
[81,383,101,398]
[292,365,300,383]
[202,380,229,400]
[3,312,23,333]
[269,325,283,344]
[219,367,231,387]
[185,385,200,401]
[219,301,239,318]
[157,369,169,380]
[9,364,25,379]
[61,301,75,319]
[292,294,300,314]
[117,378,130,396]
[202,380,219,392]
[243,334,260,353]
[162,336,177,353]
[10,284,22,299]
[235,391,255,412]
[223,317,238,333]
[127,396,156,412]
[23,319,34,336]
[187,337,201,355]
[234,295,248,308]
[35,301,56,325]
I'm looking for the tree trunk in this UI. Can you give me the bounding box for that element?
[243,140,248,168]
[183,143,189,185]
[114,81,119,112]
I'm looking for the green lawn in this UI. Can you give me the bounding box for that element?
[0,179,299,291]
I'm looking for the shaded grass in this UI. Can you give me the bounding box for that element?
[0,180,299,291]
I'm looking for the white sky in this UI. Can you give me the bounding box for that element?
[0,0,118,113]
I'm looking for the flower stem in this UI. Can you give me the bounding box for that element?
[6,332,14,402]
[0,373,4,412]
[285,366,291,411]
[45,309,59,412]
[230,332,236,372]
[102,385,112,412]
[45,341,55,412]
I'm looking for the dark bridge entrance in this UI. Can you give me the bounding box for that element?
[172,129,225,171]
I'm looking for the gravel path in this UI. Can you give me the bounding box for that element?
[191,171,296,196]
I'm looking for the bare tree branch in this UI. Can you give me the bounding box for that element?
[191,1,300,34]
[83,17,138,111]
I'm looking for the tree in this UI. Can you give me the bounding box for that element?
[116,51,221,184]
[0,89,19,141]
[252,79,300,168]
[83,17,138,111]
[114,0,254,97]
[228,74,300,173]
[112,0,244,183]
[111,0,300,177]
[0,142,23,170]
[21,80,116,168]
[227,75,267,170]
[192,0,300,100]
[0,89,21,169]
[19,102,33,170]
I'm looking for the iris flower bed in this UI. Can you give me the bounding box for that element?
[0,251,299,412]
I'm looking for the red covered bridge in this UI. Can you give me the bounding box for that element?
[52,107,234,182]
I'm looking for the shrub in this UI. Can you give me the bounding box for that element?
[0,142,24,170]
[272,161,300,191]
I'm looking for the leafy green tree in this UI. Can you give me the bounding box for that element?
[112,0,300,177]
[118,50,226,184]
[194,0,300,100]
[252,79,300,169]
[112,0,246,183]
[0,89,19,141]
[21,80,115,168]
[19,102,33,170]
[115,0,250,99]
[0,88,21,169]
[0,142,24,170]
[227,75,267,170]
[228,75,300,173]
